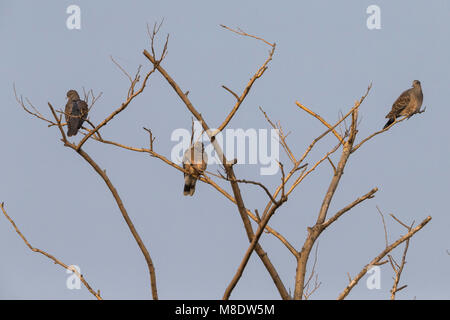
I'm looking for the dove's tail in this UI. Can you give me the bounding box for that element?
[183,175,197,196]
[383,118,394,129]
[67,126,78,137]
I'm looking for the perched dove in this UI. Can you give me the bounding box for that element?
[383,80,423,129]
[182,142,207,196]
[65,90,88,137]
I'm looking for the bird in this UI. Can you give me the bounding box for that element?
[65,90,88,137]
[182,142,208,196]
[383,80,423,129]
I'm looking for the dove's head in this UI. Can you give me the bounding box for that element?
[66,90,80,100]
[412,80,421,88]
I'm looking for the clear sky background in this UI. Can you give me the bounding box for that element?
[0,1,449,300]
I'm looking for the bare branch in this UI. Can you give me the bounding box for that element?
[222,190,288,300]
[222,85,240,101]
[303,242,321,300]
[86,130,298,259]
[295,101,344,143]
[260,84,372,221]
[294,87,371,300]
[14,84,55,126]
[352,107,426,154]
[110,55,134,83]
[213,43,276,135]
[287,141,343,195]
[87,90,103,112]
[1,202,102,300]
[321,188,378,230]
[337,216,431,300]
[143,127,155,151]
[376,206,389,248]
[327,156,337,175]
[388,216,414,300]
[25,100,160,299]
[143,36,289,299]
[76,65,157,150]
[212,171,279,205]
[220,24,275,47]
[259,107,297,164]
[74,147,159,299]
[390,213,412,230]
[48,103,69,145]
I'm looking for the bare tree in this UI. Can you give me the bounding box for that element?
[6,23,430,300]
[13,30,164,299]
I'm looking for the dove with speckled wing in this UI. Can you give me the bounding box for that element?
[384,80,423,129]
[182,142,208,196]
[65,90,88,137]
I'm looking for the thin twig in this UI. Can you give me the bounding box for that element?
[1,202,102,300]
[337,216,431,300]
[220,24,275,47]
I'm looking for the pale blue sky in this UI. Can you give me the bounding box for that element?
[0,1,449,299]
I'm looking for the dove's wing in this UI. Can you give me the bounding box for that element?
[67,100,82,136]
[183,145,207,174]
[183,146,193,177]
[386,89,411,119]
[65,100,72,125]
[79,100,89,122]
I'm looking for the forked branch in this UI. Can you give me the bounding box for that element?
[337,216,431,300]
